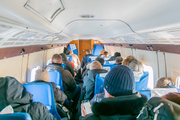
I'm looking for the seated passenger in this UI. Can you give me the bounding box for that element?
[107,52,121,61]
[33,69,67,104]
[99,50,105,56]
[45,54,81,112]
[82,57,105,78]
[102,51,109,57]
[155,77,175,88]
[80,65,147,120]
[115,56,123,65]
[128,60,144,82]
[60,53,74,77]
[81,49,93,69]
[33,69,72,118]
[81,61,108,100]
[122,55,137,66]
[69,50,80,70]
[0,76,56,120]
[63,47,70,55]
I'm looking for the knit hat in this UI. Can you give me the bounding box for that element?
[95,57,105,65]
[35,69,49,82]
[104,65,135,96]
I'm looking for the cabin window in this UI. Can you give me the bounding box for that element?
[143,64,154,89]
[176,76,180,88]
[47,59,52,65]
[31,66,40,82]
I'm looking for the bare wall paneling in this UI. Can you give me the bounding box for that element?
[165,53,180,83]
[0,56,23,83]
[136,50,158,87]
[27,51,44,82]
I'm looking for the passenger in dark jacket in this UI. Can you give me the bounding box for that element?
[45,54,81,112]
[82,57,105,78]
[0,76,56,120]
[60,53,74,77]
[81,49,93,69]
[82,61,108,100]
[80,65,147,120]
[108,52,121,61]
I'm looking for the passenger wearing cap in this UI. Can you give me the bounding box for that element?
[33,69,67,104]
[32,69,72,118]
[81,61,108,101]
[80,65,147,120]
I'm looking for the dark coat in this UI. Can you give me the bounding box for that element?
[81,92,147,120]
[63,60,74,77]
[83,69,108,100]
[60,53,75,77]
[32,80,67,103]
[107,56,116,61]
[45,63,76,99]
[0,76,56,120]
[81,54,93,68]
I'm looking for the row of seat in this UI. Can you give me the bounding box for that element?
[0,82,60,120]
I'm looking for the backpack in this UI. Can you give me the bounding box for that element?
[56,103,73,120]
[137,97,180,120]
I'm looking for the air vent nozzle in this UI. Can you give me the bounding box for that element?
[80,15,94,18]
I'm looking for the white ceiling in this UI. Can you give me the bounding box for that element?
[1,0,180,48]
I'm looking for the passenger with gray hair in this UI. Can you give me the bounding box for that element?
[115,56,123,65]
[128,60,144,82]
[81,61,108,100]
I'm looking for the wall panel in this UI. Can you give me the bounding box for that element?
[157,52,166,78]
[21,54,28,83]
[165,53,180,83]
[136,50,158,87]
[0,56,23,83]
[121,48,132,58]
[46,49,55,64]
[27,51,44,82]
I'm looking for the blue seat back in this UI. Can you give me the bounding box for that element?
[104,61,116,65]
[68,44,78,56]
[0,113,32,120]
[138,90,151,100]
[87,55,98,63]
[93,44,104,55]
[66,55,73,62]
[24,83,61,120]
[135,71,149,90]
[48,71,64,92]
[94,73,107,95]
[62,63,66,69]
[102,64,116,72]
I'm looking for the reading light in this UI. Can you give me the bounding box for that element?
[129,44,133,48]
[20,48,25,54]
[147,45,150,50]
[150,45,153,50]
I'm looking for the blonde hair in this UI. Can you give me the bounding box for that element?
[90,61,102,70]
[100,50,105,55]
[35,69,49,82]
